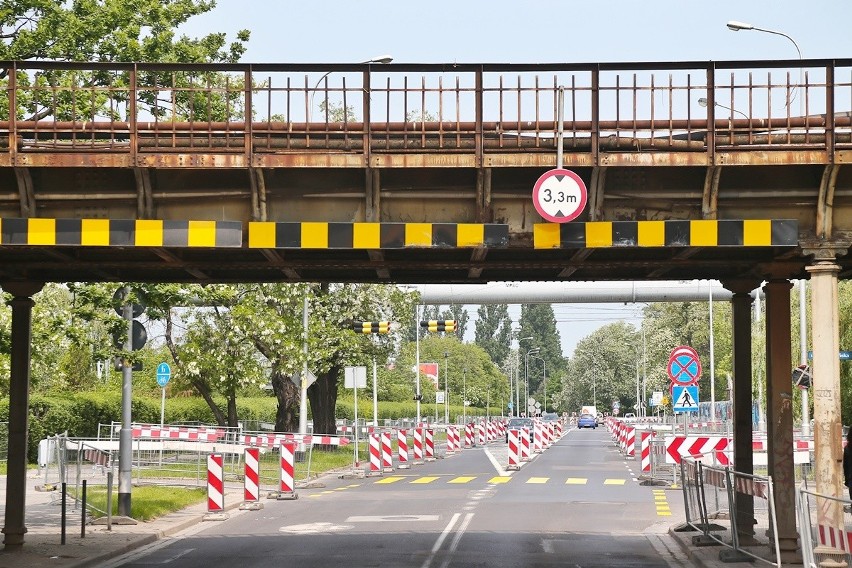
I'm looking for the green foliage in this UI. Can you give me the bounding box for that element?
[474,304,513,367]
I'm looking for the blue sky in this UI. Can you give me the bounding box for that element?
[181,1,847,356]
[184,1,850,64]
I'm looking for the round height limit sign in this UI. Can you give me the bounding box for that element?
[532,168,588,223]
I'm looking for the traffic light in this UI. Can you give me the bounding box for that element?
[792,364,811,389]
[350,321,391,334]
[420,320,457,333]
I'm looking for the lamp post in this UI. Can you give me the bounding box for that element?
[309,55,393,122]
[443,350,449,425]
[463,367,467,423]
[533,355,547,414]
[726,21,803,114]
[524,348,540,417]
[698,97,748,120]
[728,20,808,435]
[517,336,533,416]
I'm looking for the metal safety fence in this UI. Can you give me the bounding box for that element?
[679,456,780,567]
[797,484,852,568]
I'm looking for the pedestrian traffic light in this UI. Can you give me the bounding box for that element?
[350,321,392,334]
[420,320,457,333]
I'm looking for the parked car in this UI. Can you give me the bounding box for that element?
[505,417,535,441]
[577,413,597,429]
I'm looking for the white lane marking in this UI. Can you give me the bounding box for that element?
[420,513,460,568]
[438,513,474,568]
[278,522,353,534]
[345,515,440,522]
[483,446,510,476]
[132,548,196,565]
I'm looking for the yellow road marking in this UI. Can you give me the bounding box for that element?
[565,478,588,485]
[448,476,476,484]
[375,476,405,484]
[411,476,440,484]
[527,477,549,484]
[489,476,512,484]
[603,479,626,485]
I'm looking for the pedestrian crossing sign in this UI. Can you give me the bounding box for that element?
[672,385,699,412]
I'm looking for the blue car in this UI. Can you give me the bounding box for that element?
[577,413,596,429]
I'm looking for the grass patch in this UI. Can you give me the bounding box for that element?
[73,485,206,522]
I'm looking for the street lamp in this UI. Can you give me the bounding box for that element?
[698,97,748,120]
[444,350,450,425]
[533,355,547,415]
[517,336,533,416]
[726,21,803,111]
[524,348,540,417]
[309,55,394,122]
[728,20,809,435]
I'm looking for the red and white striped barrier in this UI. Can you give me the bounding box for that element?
[275,442,298,499]
[368,433,382,475]
[425,428,435,461]
[664,435,730,465]
[242,433,349,449]
[413,428,424,464]
[239,447,263,510]
[520,427,531,462]
[465,423,474,447]
[84,448,110,467]
[533,423,543,453]
[397,429,409,469]
[507,429,521,470]
[818,524,852,552]
[543,423,552,447]
[381,431,394,472]
[447,426,459,453]
[640,431,652,472]
[477,422,486,446]
[625,426,635,457]
[134,424,225,442]
[206,453,225,516]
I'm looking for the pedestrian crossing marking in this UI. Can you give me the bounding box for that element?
[527,477,549,484]
[448,476,476,484]
[653,489,672,516]
[565,478,588,485]
[489,476,512,484]
[375,476,405,484]
[603,479,626,485]
[411,476,440,484]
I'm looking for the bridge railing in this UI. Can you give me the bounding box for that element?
[1,59,850,159]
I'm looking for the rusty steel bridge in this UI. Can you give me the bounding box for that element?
[2,58,852,558]
[0,58,850,283]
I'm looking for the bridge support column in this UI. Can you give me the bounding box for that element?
[723,280,758,541]
[1,282,44,550]
[763,279,798,560]
[806,258,845,503]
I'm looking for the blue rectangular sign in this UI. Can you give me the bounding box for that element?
[672,385,699,413]
[807,351,852,360]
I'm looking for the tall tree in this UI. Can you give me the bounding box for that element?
[474,304,513,365]
[516,304,565,397]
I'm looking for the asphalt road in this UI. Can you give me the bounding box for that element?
[95,426,687,568]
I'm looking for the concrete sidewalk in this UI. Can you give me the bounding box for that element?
[0,470,764,568]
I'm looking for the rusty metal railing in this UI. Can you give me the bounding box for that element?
[1,59,850,161]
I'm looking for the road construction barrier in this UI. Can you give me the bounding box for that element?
[544,423,552,447]
[425,428,435,461]
[397,429,409,469]
[507,429,520,470]
[381,431,394,472]
[464,423,474,447]
[413,428,424,464]
[625,426,635,457]
[239,447,263,510]
[206,453,225,514]
[798,485,852,568]
[533,423,543,453]
[520,427,531,461]
[274,442,298,499]
[477,422,486,446]
[640,431,652,473]
[447,426,459,453]
[368,433,382,475]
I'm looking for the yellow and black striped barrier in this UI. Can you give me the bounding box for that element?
[248,222,509,249]
[0,218,799,249]
[0,218,242,247]
[533,219,798,248]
